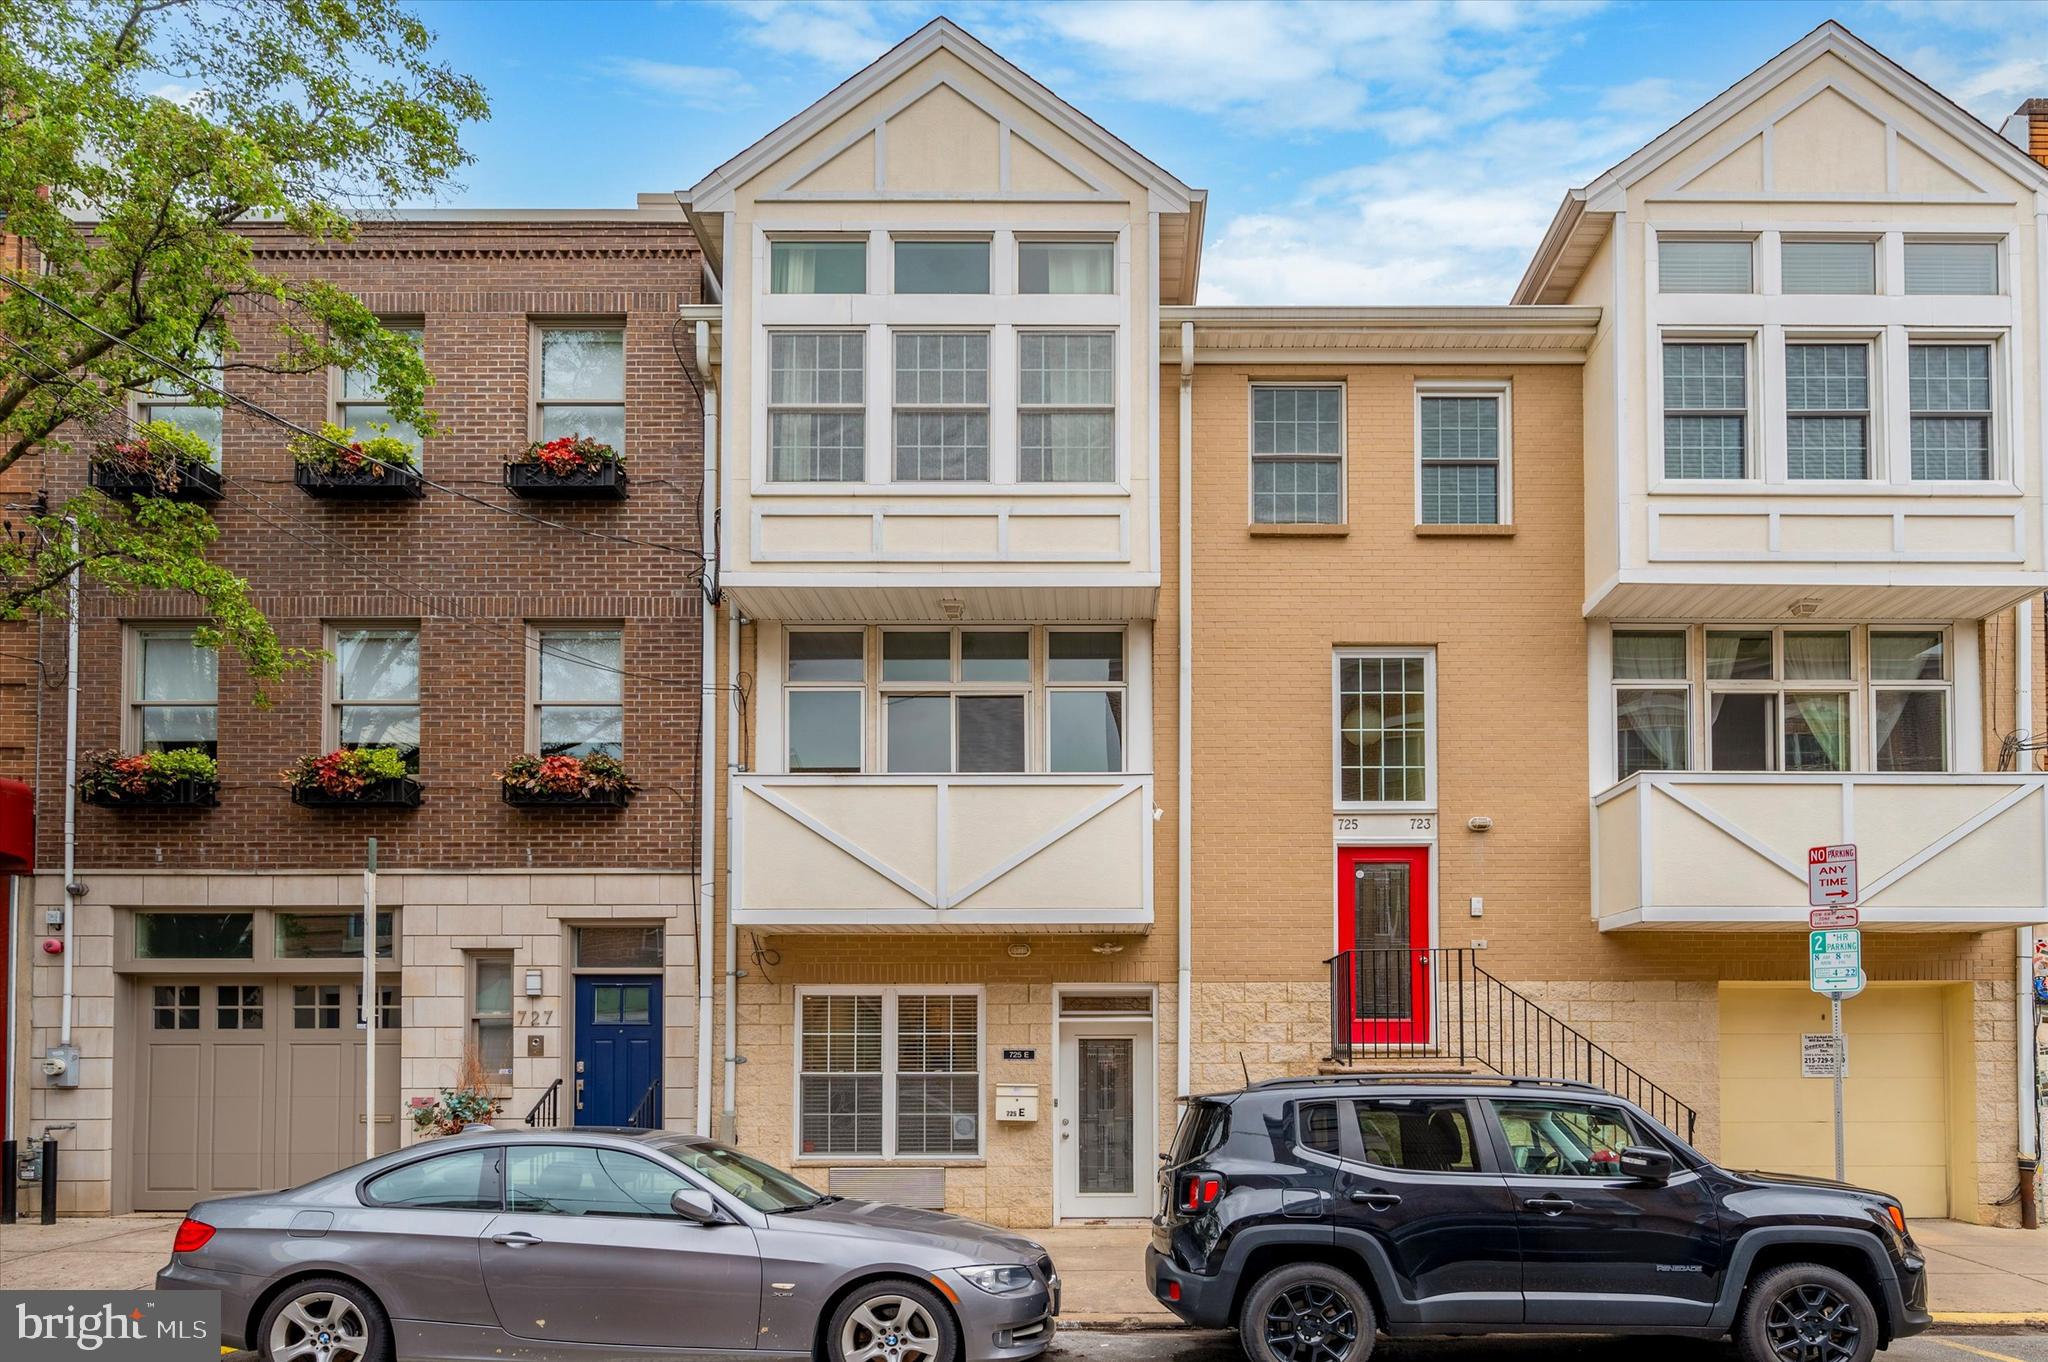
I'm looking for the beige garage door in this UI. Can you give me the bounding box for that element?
[134,978,400,1211]
[1719,983,1958,1218]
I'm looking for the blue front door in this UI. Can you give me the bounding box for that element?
[574,976,661,1127]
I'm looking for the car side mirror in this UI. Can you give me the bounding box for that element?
[1617,1145,1674,1185]
[670,1188,722,1224]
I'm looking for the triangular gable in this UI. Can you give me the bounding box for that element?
[764,68,1116,202]
[1663,71,2001,202]
[686,17,1191,213]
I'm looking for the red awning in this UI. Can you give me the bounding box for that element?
[0,778,32,873]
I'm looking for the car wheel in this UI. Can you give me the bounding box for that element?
[827,1279,959,1362]
[1737,1263,1879,1362]
[1238,1262,1376,1362]
[257,1276,392,1362]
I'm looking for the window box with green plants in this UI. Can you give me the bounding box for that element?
[283,746,422,808]
[497,752,638,808]
[87,421,224,502]
[78,748,220,808]
[503,435,628,500]
[288,422,424,499]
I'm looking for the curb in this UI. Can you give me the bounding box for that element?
[1932,1313,2048,1330]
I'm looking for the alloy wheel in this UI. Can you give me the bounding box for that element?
[267,1291,370,1362]
[839,1293,941,1362]
[1261,1281,1361,1362]
[1763,1281,1862,1362]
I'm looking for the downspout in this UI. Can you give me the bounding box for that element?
[5,876,18,1145]
[59,518,78,1051]
[723,606,740,1140]
[1176,321,1194,1101]
[2016,595,2037,1192]
[694,319,719,1136]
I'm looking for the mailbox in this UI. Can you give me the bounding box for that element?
[994,1083,1039,1122]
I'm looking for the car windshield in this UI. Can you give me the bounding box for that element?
[654,1138,825,1213]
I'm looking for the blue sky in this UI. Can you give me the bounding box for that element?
[408,0,2048,304]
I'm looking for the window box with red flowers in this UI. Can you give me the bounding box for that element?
[498,753,638,809]
[79,749,220,809]
[289,422,424,500]
[284,746,422,808]
[504,436,628,501]
[87,422,224,502]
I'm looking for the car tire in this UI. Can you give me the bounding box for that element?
[1238,1262,1376,1362]
[256,1276,392,1362]
[1736,1262,1879,1362]
[826,1279,960,1362]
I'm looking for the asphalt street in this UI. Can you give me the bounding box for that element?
[1045,1331,2048,1362]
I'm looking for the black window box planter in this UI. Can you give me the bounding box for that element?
[501,785,634,810]
[88,462,224,503]
[290,777,423,808]
[82,779,220,809]
[503,462,629,500]
[294,463,425,500]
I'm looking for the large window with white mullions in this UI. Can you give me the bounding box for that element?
[797,989,981,1160]
[1333,649,1434,808]
[769,332,865,482]
[1610,626,1951,782]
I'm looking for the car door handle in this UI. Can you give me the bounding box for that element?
[491,1231,543,1247]
[1523,1196,1575,1215]
[1348,1190,1402,1210]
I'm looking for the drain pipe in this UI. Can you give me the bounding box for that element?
[1176,322,1193,1101]
[693,319,719,1137]
[59,519,78,1052]
[5,876,19,1147]
[723,607,741,1140]
[2017,598,2039,1228]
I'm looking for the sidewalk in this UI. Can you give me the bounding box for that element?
[2,1215,2042,1328]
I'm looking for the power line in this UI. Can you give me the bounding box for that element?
[0,269,709,562]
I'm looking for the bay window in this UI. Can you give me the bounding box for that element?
[1871,631,1948,773]
[893,332,990,481]
[1018,332,1114,482]
[1614,630,1690,778]
[1908,343,1994,480]
[1784,343,1870,480]
[786,631,865,773]
[1662,341,1749,479]
[769,332,865,481]
[798,989,981,1160]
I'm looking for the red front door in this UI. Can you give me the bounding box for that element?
[1335,845,1431,1045]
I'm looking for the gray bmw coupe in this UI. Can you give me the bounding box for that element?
[156,1127,1058,1362]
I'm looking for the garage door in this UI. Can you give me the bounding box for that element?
[1719,984,1956,1218]
[134,978,400,1211]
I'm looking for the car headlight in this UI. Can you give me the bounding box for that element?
[959,1264,1036,1296]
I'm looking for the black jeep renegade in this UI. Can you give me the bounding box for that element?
[1147,1075,1929,1362]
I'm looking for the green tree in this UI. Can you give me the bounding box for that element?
[0,0,488,690]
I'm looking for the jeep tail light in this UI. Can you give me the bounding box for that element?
[172,1218,214,1254]
[1179,1173,1224,1213]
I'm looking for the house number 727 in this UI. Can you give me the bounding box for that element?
[516,1009,554,1026]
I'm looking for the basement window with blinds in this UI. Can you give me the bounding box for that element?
[798,990,981,1160]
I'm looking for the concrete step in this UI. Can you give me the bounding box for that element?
[1316,1055,1482,1076]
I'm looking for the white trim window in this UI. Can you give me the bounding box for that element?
[1417,387,1508,525]
[1870,630,1949,773]
[1784,342,1870,480]
[1334,649,1434,809]
[1018,239,1113,295]
[1018,332,1114,482]
[797,989,981,1160]
[1251,384,1343,525]
[892,332,990,481]
[532,626,623,758]
[1658,238,1753,293]
[130,626,218,757]
[1908,343,1994,480]
[336,324,424,456]
[769,239,867,295]
[1781,240,1876,295]
[1704,628,1855,773]
[769,332,865,482]
[1613,630,1690,779]
[1662,341,1749,479]
[785,630,866,774]
[330,624,420,770]
[535,325,625,451]
[1903,240,2000,296]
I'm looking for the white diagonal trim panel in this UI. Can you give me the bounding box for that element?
[943,780,1142,908]
[1857,782,2038,901]
[1653,778,1806,881]
[745,782,939,907]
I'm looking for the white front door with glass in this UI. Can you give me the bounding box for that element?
[1055,1007,1155,1220]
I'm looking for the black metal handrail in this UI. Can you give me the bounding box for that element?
[625,1077,662,1130]
[524,1078,562,1128]
[1326,947,1698,1142]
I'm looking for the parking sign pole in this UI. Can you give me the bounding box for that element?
[1832,994,1845,1182]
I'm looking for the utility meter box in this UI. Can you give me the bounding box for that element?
[994,1084,1038,1122]
[42,1043,80,1089]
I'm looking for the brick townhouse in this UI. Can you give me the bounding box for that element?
[9,202,708,1212]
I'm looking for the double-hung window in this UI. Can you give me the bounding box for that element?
[1417,390,1506,524]
[1705,629,1854,773]
[769,333,865,482]
[893,333,990,481]
[1909,344,1994,480]
[1250,385,1342,524]
[1663,341,1749,479]
[1613,630,1690,779]
[786,630,865,773]
[534,627,623,758]
[138,335,223,464]
[1334,650,1433,806]
[798,989,980,1160]
[470,954,513,1094]
[332,625,420,770]
[1871,631,1948,772]
[336,325,424,456]
[1785,343,1870,480]
[1018,332,1114,482]
[132,626,218,757]
[535,325,625,451]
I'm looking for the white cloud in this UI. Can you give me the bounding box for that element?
[603,58,751,108]
[715,0,920,70]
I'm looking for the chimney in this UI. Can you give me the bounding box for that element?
[2003,99,2048,169]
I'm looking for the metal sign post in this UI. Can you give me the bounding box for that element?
[363,837,377,1162]
[1808,846,1862,1184]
